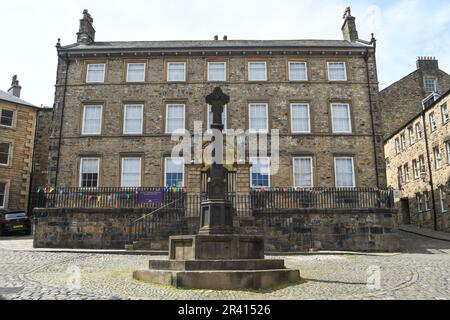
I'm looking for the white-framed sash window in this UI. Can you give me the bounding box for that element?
[0,181,7,208]
[207,62,226,81]
[327,62,347,81]
[334,157,355,187]
[331,103,352,133]
[79,158,100,188]
[293,157,313,188]
[82,105,102,135]
[123,104,143,134]
[288,61,307,81]
[250,157,270,188]
[121,158,142,187]
[249,103,268,133]
[0,109,14,127]
[167,62,186,82]
[165,104,185,134]
[290,103,310,133]
[126,63,146,82]
[248,61,267,81]
[0,143,11,166]
[86,63,105,83]
[165,157,184,187]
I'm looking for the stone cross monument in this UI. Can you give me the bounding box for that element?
[133,87,300,290]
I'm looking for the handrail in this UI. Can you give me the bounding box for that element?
[131,195,186,224]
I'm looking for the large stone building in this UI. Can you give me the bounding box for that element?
[385,91,450,232]
[0,76,39,211]
[380,57,450,139]
[47,8,386,191]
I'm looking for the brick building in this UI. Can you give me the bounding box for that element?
[385,91,450,232]
[380,57,450,139]
[47,9,386,191]
[0,76,39,211]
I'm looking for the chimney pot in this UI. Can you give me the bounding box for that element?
[223,35,228,40]
[7,75,22,98]
[214,35,218,41]
[341,6,359,42]
[77,9,96,44]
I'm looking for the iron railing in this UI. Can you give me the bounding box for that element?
[30,187,186,209]
[250,187,394,212]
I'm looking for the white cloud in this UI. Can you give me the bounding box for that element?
[0,0,449,105]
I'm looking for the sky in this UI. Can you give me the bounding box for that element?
[1,0,450,107]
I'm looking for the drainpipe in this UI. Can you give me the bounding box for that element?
[421,111,438,231]
[54,53,70,189]
[364,49,380,187]
[27,109,40,215]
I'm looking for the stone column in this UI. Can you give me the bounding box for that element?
[185,163,202,219]
[236,163,252,194]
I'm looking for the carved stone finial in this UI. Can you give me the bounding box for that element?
[343,6,352,19]
[206,87,229,128]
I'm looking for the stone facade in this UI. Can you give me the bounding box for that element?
[0,77,38,212]
[385,91,450,232]
[33,207,399,252]
[380,57,450,139]
[31,107,53,195]
[47,9,386,190]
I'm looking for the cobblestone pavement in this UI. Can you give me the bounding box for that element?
[0,232,449,300]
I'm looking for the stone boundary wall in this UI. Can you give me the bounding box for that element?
[250,208,400,252]
[34,208,399,252]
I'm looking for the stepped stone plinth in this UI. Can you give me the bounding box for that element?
[133,87,300,290]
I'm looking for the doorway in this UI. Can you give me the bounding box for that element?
[400,198,411,224]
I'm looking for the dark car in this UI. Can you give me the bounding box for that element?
[0,211,32,236]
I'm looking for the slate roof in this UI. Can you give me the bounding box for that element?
[0,89,38,108]
[61,39,372,51]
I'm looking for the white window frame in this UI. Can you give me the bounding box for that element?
[408,127,415,145]
[404,164,410,182]
[207,104,227,131]
[430,112,437,132]
[126,62,146,82]
[416,193,422,212]
[0,142,11,166]
[327,62,347,81]
[424,192,430,211]
[292,157,313,188]
[121,157,142,187]
[248,103,269,133]
[250,157,271,188]
[400,133,406,150]
[440,188,448,213]
[248,61,267,81]
[167,62,186,82]
[331,103,352,134]
[0,109,14,128]
[0,181,8,209]
[207,61,227,82]
[413,159,419,179]
[446,142,450,164]
[424,78,437,93]
[434,147,442,169]
[442,103,449,124]
[290,103,311,134]
[395,138,401,154]
[164,157,185,187]
[165,104,186,134]
[416,123,423,140]
[334,157,356,188]
[419,156,425,175]
[86,63,106,83]
[288,61,308,81]
[79,158,100,188]
[123,104,144,135]
[81,105,102,136]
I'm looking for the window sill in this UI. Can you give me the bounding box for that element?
[0,125,15,130]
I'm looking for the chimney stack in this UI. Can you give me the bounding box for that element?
[223,35,228,41]
[77,9,95,44]
[416,56,439,71]
[8,75,22,98]
[341,7,359,42]
[214,35,218,41]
